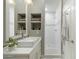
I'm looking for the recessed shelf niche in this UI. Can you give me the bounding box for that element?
[16,13,26,35]
[31,13,41,30]
[31,23,41,30]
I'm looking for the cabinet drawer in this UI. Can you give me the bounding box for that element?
[4,55,28,59]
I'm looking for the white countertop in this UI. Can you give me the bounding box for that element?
[18,37,41,42]
[4,37,41,56]
[3,48,33,55]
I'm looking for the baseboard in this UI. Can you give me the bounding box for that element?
[41,55,61,58]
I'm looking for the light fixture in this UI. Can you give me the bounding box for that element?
[25,0,33,4]
[67,8,71,12]
[9,0,14,5]
[45,7,48,11]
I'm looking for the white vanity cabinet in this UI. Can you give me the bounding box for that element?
[4,46,41,59]
[3,37,41,59]
[4,55,29,59]
[29,40,41,59]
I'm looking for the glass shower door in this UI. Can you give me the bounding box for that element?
[44,0,61,56]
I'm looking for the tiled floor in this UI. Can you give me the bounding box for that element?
[41,56,61,59]
[41,58,61,59]
[41,55,61,59]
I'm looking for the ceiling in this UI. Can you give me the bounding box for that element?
[45,0,61,12]
[15,0,61,12]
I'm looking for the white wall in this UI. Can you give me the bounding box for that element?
[5,0,9,40]
[9,4,15,37]
[63,0,76,59]
[63,0,75,42]
[29,0,44,13]
[15,0,26,13]
[5,0,15,40]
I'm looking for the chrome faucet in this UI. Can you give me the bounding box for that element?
[21,32,24,38]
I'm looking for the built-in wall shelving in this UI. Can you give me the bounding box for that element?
[29,13,41,37]
[16,13,26,35]
[31,14,41,30]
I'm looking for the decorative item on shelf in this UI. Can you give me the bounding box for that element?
[3,37,18,51]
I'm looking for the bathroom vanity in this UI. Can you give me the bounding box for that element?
[3,37,41,59]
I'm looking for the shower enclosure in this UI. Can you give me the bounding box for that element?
[44,0,75,59]
[44,0,62,57]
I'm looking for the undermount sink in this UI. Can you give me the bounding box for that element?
[17,37,40,47]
